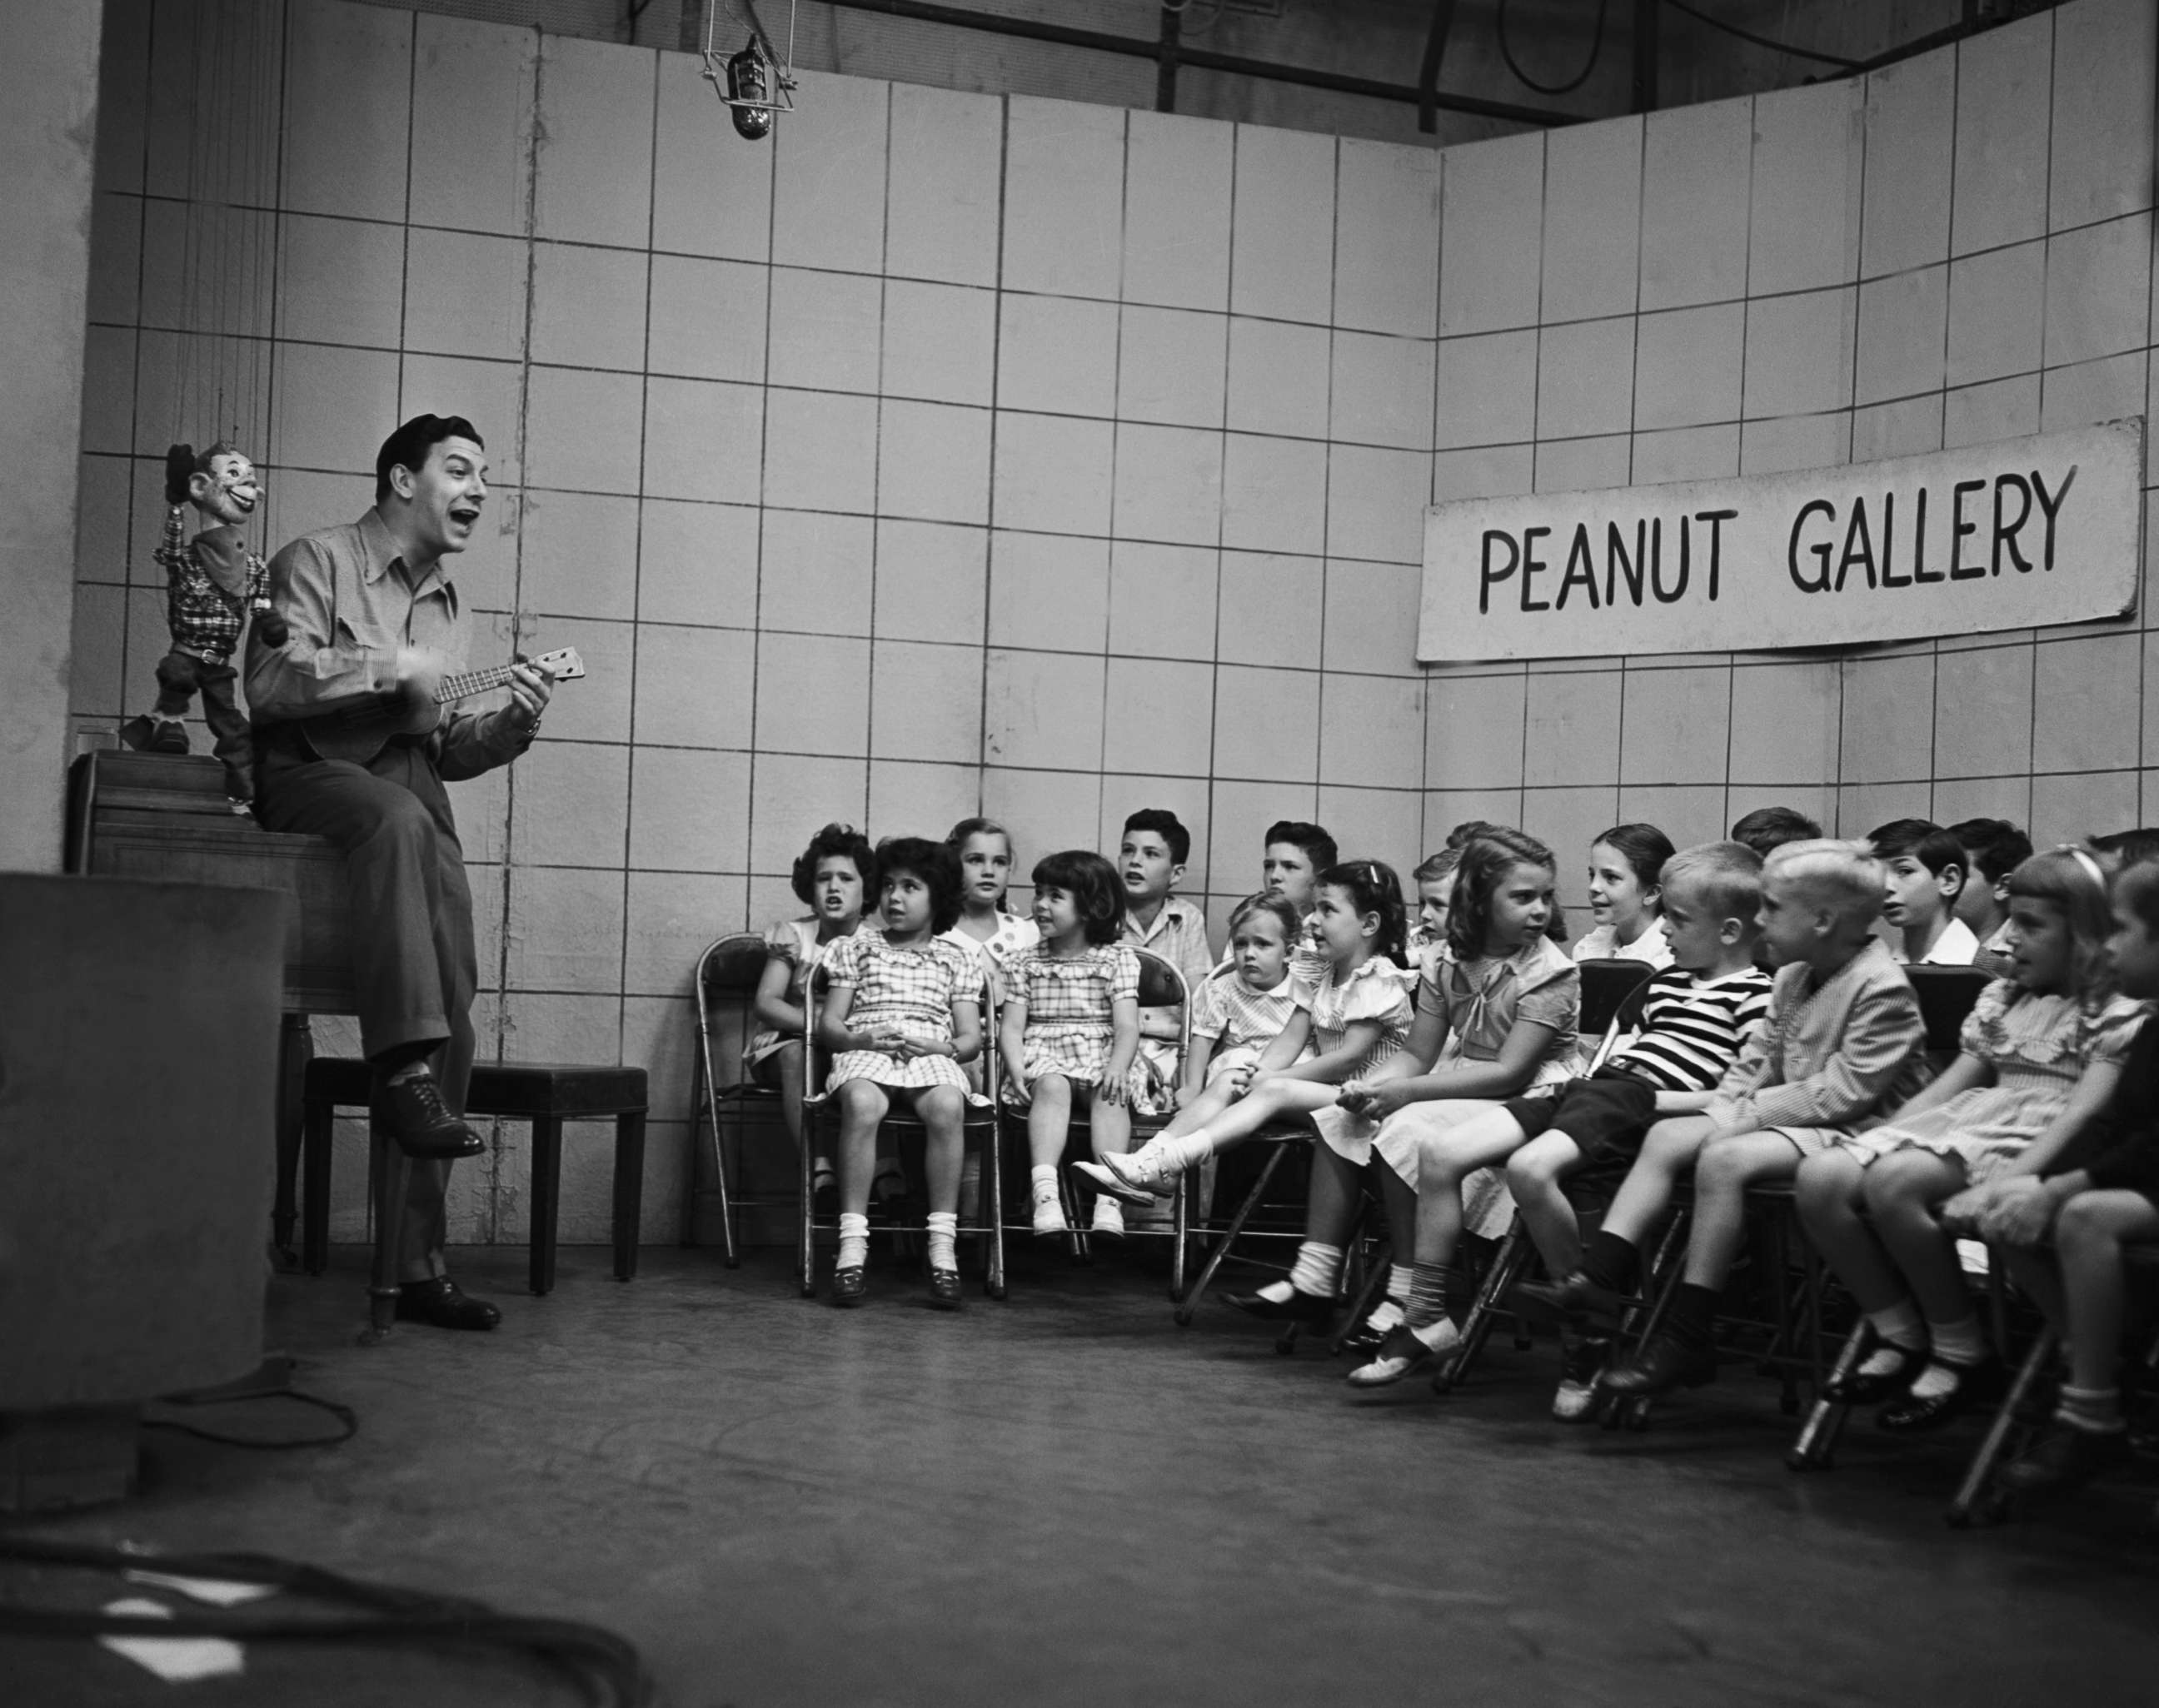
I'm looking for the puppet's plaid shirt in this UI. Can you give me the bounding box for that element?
[153,506,267,661]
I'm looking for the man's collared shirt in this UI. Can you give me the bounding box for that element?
[247,506,524,778]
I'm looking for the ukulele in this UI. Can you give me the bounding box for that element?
[297,648,586,764]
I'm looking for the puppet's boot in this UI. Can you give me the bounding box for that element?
[119,714,191,754]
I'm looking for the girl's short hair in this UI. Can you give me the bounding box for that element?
[875,836,964,934]
[1227,891,1302,944]
[790,823,875,906]
[945,816,1015,906]
[1592,823,1678,901]
[2007,845,2117,1002]
[1030,849,1125,944]
[1447,828,1556,963]
[1315,860,1409,968]
[1412,849,1461,886]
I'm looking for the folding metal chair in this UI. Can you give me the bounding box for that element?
[1434,959,1660,1392]
[996,949,1195,1296]
[686,932,790,1267]
[800,969,1006,1300]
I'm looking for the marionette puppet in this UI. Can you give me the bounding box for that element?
[119,442,287,810]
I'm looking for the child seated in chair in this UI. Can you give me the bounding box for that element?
[1796,846,2141,1432]
[1355,843,1774,1407]
[1076,863,1413,1212]
[749,824,875,1210]
[815,838,982,1310]
[1555,839,1930,1400]
[1951,854,2159,1494]
[1176,893,1309,1109]
[1868,818,1979,966]
[1003,851,1144,1242]
[1117,809,1214,1119]
[1946,817,2032,979]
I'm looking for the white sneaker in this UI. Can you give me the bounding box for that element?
[1089,1198,1126,1240]
[1099,1146,1179,1198]
[1030,1181,1069,1237]
[1074,1157,1153,1205]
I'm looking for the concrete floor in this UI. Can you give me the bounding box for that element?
[9,1243,2158,1706]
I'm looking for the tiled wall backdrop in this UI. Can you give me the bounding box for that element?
[71,0,2159,1242]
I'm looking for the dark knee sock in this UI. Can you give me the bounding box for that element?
[1663,1282,1719,1348]
[1579,1228,1639,1293]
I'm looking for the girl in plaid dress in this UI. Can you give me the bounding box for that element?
[1000,851,1143,1239]
[815,838,984,1308]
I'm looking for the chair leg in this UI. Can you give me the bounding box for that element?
[531,1116,561,1297]
[1788,1317,1866,1471]
[1169,1173,1189,1304]
[798,1105,817,1298]
[1327,1237,1394,1356]
[1174,1143,1289,1327]
[612,1109,646,1282]
[301,1095,336,1276]
[1439,1221,1532,1394]
[272,1013,311,1267]
[985,1118,1007,1301]
[361,1124,409,1346]
[1949,1324,2058,1528]
[704,1051,740,1270]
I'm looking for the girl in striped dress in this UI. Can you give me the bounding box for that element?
[816,837,983,1309]
[1000,850,1144,1240]
[1178,893,1309,1106]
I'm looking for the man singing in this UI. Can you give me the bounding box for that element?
[247,415,550,1331]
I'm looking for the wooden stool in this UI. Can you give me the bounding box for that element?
[301,1059,649,1332]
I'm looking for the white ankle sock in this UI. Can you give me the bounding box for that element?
[1856,1297,1927,1375]
[1156,1133,1213,1173]
[925,1210,958,1273]
[837,1212,870,1271]
[1287,1240,1345,1299]
[1927,1313,1987,1367]
[1030,1164,1059,1188]
[1388,1262,1413,1302]
[2057,1383,2127,1433]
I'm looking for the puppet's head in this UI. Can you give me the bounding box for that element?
[163,441,260,528]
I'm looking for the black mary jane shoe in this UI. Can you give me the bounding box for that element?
[1876,1357,2005,1433]
[393,1277,501,1331]
[1340,1302,1403,1354]
[1597,1331,1717,1397]
[1224,1287,1334,1329]
[925,1268,964,1311]
[831,1266,867,1307]
[1825,1341,1926,1405]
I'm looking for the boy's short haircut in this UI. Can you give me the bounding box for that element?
[1228,891,1302,943]
[1264,819,1337,871]
[1766,839,1885,929]
[1122,808,1190,867]
[2090,827,2159,869]
[1947,817,2033,885]
[1412,849,1461,885]
[1444,819,1502,850]
[1729,805,1821,859]
[1658,841,1763,931]
[1867,818,1967,885]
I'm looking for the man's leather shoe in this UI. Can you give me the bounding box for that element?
[1598,1331,1718,1396]
[394,1277,501,1330]
[379,1068,486,1159]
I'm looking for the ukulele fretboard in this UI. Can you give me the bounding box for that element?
[431,665,517,705]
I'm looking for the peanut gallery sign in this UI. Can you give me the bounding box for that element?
[1417,421,2145,663]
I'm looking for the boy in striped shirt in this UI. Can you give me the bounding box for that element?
[1504,843,1775,1414]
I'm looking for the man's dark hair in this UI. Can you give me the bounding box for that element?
[2090,828,2159,869]
[1122,808,1190,868]
[376,414,484,504]
[1947,818,2034,886]
[1264,819,1337,871]
[1730,805,1822,859]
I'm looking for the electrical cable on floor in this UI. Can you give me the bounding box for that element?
[0,1535,656,1708]
[1495,0,1611,96]
[1659,0,1862,70]
[144,1386,358,1451]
